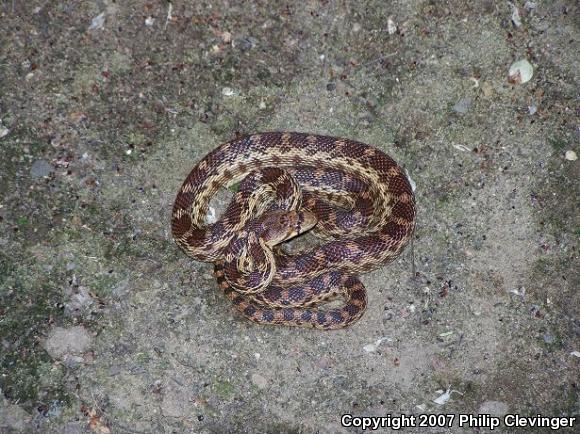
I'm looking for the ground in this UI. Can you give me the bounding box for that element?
[0,1,578,433]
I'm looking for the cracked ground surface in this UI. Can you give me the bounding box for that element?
[0,1,578,433]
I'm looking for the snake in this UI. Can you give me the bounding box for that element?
[171,132,415,329]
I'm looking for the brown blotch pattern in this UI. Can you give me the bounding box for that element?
[172,132,415,328]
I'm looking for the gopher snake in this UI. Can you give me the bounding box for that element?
[172,132,415,329]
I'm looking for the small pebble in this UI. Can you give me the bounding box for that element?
[221,87,234,96]
[508,59,534,84]
[88,12,105,31]
[44,326,92,359]
[145,16,155,27]
[387,17,397,35]
[234,36,256,51]
[510,2,522,27]
[220,31,232,43]
[481,82,494,98]
[453,97,472,114]
[524,1,537,12]
[251,373,268,389]
[564,150,577,161]
[30,160,54,179]
[543,333,555,344]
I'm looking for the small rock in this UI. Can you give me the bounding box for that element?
[219,31,232,43]
[433,388,452,405]
[478,400,509,417]
[30,160,54,179]
[88,12,105,31]
[524,1,536,12]
[233,36,257,51]
[387,17,397,35]
[145,16,155,27]
[453,97,472,114]
[64,286,95,317]
[0,397,32,430]
[564,150,577,161]
[221,87,234,96]
[509,2,522,27]
[44,326,92,360]
[508,59,533,84]
[251,373,268,389]
[481,82,494,98]
[363,337,391,353]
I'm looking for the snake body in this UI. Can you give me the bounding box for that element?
[172,132,415,329]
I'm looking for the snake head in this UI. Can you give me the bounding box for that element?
[260,210,317,246]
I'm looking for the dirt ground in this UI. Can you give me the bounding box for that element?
[0,1,578,433]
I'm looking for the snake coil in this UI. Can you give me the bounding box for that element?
[172,132,415,329]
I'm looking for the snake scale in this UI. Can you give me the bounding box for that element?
[172,132,415,329]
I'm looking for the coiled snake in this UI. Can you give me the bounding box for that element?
[172,132,415,329]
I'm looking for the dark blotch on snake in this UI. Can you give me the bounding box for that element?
[283,309,294,321]
[293,254,315,272]
[263,287,283,302]
[288,287,305,302]
[244,305,257,316]
[261,311,274,322]
[231,295,243,305]
[345,304,360,316]
[330,311,343,323]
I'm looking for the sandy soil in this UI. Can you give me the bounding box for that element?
[0,1,578,433]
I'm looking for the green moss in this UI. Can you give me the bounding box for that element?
[134,352,151,366]
[16,216,29,226]
[213,379,235,399]
[0,253,71,411]
[548,136,567,152]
